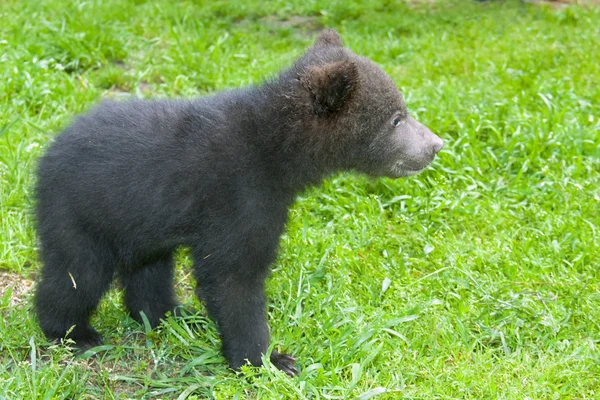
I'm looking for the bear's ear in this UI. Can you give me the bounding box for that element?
[314,29,344,47]
[301,60,358,116]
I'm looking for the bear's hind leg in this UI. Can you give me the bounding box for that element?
[35,238,116,352]
[121,254,179,328]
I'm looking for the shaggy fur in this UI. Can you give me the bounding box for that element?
[34,30,443,375]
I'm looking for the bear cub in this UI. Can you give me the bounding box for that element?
[34,30,443,375]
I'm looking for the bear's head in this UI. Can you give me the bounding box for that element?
[282,29,443,178]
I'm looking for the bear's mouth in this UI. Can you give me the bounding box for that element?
[389,160,426,178]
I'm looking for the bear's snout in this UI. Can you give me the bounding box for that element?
[431,134,444,154]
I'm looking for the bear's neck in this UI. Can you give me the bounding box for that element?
[236,85,340,197]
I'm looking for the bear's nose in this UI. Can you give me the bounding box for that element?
[432,135,444,154]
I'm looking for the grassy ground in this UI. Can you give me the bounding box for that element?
[1,0,599,398]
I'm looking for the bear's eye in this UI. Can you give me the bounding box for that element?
[391,115,402,127]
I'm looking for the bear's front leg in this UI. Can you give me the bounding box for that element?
[193,253,298,376]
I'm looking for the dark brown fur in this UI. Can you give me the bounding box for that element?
[34,30,442,375]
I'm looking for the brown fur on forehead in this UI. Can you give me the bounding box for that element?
[305,49,403,111]
[353,56,405,114]
[285,36,405,135]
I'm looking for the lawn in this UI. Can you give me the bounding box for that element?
[1,0,599,398]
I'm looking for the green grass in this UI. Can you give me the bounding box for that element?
[1,0,599,398]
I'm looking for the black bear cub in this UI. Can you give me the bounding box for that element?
[34,30,443,375]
